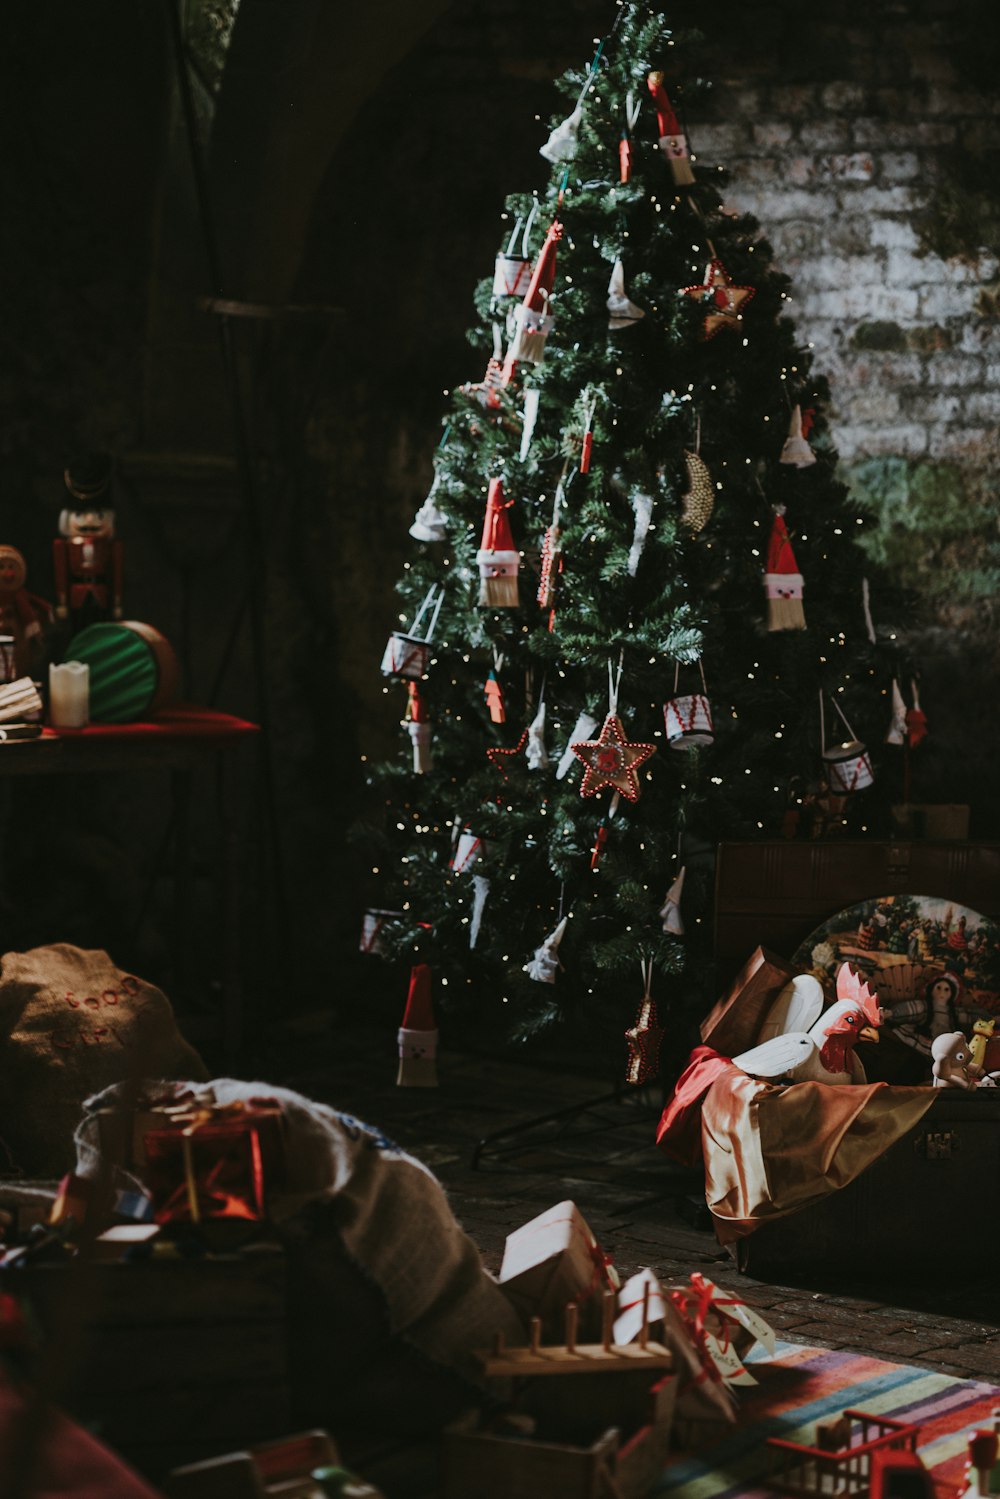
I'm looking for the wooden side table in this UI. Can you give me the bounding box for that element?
[0,706,259,1063]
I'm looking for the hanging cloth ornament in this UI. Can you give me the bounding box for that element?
[680,443,714,535]
[682,258,756,341]
[380,583,445,679]
[646,72,695,187]
[820,692,874,794]
[763,509,806,631]
[570,658,656,805]
[409,473,449,544]
[492,203,538,303]
[607,258,646,332]
[462,324,505,411]
[477,477,519,608]
[659,866,686,935]
[484,650,505,724]
[663,660,714,749]
[619,91,642,184]
[556,709,598,781]
[885,679,907,746]
[523,914,568,983]
[469,874,491,950]
[906,678,928,747]
[780,404,817,468]
[503,219,563,380]
[402,680,433,773]
[625,961,665,1085]
[526,695,549,770]
[540,64,593,164]
[397,964,438,1089]
[628,489,654,578]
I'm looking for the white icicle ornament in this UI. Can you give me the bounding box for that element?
[526,699,549,770]
[523,915,568,983]
[659,866,686,935]
[886,679,908,746]
[469,874,491,949]
[556,711,599,781]
[607,258,646,332]
[628,491,654,577]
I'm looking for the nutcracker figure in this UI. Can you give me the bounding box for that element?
[52,453,124,633]
[0,544,50,676]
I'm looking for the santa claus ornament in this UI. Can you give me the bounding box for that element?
[380,583,445,679]
[780,404,817,468]
[763,509,805,631]
[682,258,755,340]
[477,478,520,608]
[504,219,562,379]
[625,961,665,1085]
[820,693,874,794]
[663,660,713,749]
[570,660,656,808]
[396,963,438,1088]
[646,72,694,187]
[619,91,642,184]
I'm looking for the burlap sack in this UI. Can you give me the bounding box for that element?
[0,944,207,1176]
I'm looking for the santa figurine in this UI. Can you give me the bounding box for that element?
[52,453,124,634]
[0,544,50,677]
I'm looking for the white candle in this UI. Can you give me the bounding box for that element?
[49,661,90,728]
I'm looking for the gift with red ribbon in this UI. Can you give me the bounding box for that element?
[498,1198,619,1340]
[140,1098,285,1225]
[664,1271,776,1423]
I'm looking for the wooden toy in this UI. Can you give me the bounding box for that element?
[766,1409,923,1497]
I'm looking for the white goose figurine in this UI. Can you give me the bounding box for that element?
[732,963,883,1086]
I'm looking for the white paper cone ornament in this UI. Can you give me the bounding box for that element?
[556,711,599,780]
[451,827,487,874]
[628,491,654,577]
[526,699,549,770]
[886,679,907,746]
[523,915,568,983]
[409,477,449,543]
[607,259,646,332]
[540,104,582,164]
[469,874,491,949]
[780,405,817,468]
[659,866,686,935]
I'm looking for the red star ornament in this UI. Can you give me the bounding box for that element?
[570,713,656,802]
[682,258,755,340]
[625,995,664,1084]
[487,728,529,780]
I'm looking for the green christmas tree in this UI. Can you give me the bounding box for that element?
[361,2,901,1068]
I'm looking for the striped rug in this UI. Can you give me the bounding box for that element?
[656,1340,998,1497]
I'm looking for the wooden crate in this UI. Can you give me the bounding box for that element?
[4,1247,289,1480]
[444,1413,620,1499]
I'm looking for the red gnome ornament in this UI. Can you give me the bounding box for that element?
[646,72,695,187]
[503,219,562,384]
[477,478,520,608]
[763,509,806,631]
[396,963,438,1088]
[53,454,124,635]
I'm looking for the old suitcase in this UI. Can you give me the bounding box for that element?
[736,1089,1000,1277]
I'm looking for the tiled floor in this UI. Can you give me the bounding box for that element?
[270,1019,1000,1384]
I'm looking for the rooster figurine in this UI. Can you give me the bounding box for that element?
[732,963,883,1085]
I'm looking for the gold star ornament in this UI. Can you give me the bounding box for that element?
[570,713,656,802]
[682,258,756,340]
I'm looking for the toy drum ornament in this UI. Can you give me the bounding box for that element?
[450,828,489,875]
[0,635,16,684]
[493,253,532,300]
[823,739,875,793]
[380,632,429,680]
[359,908,402,956]
[664,659,714,749]
[65,621,178,723]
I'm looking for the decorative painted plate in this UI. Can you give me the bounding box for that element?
[792,893,1000,1062]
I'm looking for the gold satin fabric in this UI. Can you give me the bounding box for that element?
[701,1065,937,1244]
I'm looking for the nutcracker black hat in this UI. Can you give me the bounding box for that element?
[63,452,112,504]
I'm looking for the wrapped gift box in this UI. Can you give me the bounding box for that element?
[699,946,795,1057]
[498,1200,618,1339]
